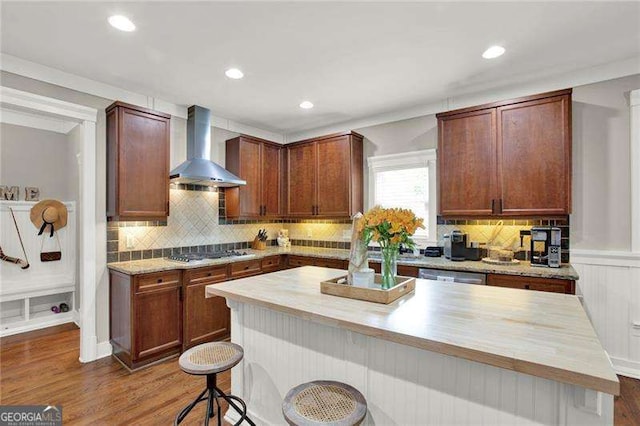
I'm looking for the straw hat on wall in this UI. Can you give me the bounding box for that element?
[30,199,68,237]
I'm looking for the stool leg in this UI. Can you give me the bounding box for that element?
[175,388,208,425]
[214,385,256,426]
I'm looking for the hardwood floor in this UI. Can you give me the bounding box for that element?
[1,324,639,425]
[0,324,230,425]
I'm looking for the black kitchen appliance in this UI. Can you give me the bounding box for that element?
[444,230,468,261]
[530,226,561,268]
[424,246,443,257]
[444,230,487,261]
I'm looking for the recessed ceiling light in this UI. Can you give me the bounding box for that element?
[108,15,136,32]
[482,45,505,59]
[299,101,314,109]
[225,68,244,79]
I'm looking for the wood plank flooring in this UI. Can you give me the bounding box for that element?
[1,324,639,425]
[0,324,230,425]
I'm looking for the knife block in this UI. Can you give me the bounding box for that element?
[252,237,267,250]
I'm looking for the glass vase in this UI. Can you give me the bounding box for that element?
[380,245,399,289]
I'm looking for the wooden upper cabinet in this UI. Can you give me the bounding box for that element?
[438,109,496,216]
[286,132,363,218]
[261,143,283,218]
[106,102,171,221]
[497,95,571,215]
[436,89,572,217]
[286,142,318,217]
[225,136,282,219]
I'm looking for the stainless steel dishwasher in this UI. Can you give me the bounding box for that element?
[418,268,486,285]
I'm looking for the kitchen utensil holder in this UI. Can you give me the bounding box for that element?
[252,238,267,250]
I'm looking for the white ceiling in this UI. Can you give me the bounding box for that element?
[2,2,639,136]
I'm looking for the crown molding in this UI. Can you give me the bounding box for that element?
[285,55,640,142]
[0,53,285,143]
[0,106,79,134]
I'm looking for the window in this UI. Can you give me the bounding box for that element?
[368,149,437,245]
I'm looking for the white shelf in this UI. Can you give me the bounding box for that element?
[0,289,75,337]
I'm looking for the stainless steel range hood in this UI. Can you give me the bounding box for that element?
[169,105,246,187]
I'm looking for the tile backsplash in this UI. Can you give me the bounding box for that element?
[107,186,352,263]
[106,187,571,264]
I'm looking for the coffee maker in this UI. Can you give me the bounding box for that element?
[530,226,561,268]
[444,230,467,261]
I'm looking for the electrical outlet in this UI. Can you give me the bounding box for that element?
[126,234,135,249]
[306,228,313,238]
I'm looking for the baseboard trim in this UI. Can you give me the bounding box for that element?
[96,341,113,360]
[611,356,640,380]
[224,406,268,425]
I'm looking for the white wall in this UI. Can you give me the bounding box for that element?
[1,123,77,200]
[571,74,640,251]
[354,115,438,208]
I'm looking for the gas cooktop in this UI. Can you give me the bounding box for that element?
[167,250,250,263]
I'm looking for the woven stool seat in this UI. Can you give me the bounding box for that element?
[283,381,367,426]
[179,342,244,375]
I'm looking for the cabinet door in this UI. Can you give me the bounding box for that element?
[316,136,352,217]
[134,286,182,361]
[184,266,230,349]
[118,107,170,219]
[261,143,282,217]
[287,143,317,217]
[497,95,571,215]
[438,109,497,216]
[237,138,262,217]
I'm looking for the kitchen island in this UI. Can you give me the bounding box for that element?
[207,266,616,425]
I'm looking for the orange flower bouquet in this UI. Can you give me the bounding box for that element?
[359,206,425,288]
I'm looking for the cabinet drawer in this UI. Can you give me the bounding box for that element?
[487,274,574,294]
[397,265,419,278]
[230,259,262,278]
[135,271,181,293]
[314,258,346,269]
[261,256,282,272]
[187,265,228,285]
[288,255,315,267]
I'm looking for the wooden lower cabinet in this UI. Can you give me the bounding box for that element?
[487,274,575,294]
[261,255,283,273]
[110,270,182,370]
[183,265,230,351]
[287,255,347,269]
[368,262,419,278]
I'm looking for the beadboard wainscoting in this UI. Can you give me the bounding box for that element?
[572,250,640,379]
[225,301,612,426]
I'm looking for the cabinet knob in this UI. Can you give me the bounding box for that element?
[207,273,212,277]
[157,278,163,283]
[525,284,530,290]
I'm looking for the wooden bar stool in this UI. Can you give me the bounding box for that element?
[175,342,255,426]
[283,380,367,425]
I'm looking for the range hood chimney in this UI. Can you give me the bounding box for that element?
[169,105,246,187]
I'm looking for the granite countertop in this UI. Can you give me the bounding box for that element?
[107,246,579,280]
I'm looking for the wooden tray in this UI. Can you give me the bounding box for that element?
[321,274,415,304]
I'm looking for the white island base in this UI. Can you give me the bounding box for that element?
[222,301,611,425]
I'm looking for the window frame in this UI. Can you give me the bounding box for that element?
[367,149,437,247]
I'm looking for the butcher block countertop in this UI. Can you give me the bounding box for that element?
[108,246,579,280]
[206,266,617,395]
